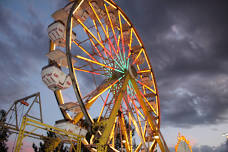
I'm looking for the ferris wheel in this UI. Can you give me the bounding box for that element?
[175,134,192,152]
[42,0,169,151]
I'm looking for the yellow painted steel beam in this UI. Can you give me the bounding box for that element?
[135,121,148,152]
[14,116,27,152]
[14,116,83,152]
[97,75,130,151]
[130,77,169,152]
[135,143,142,152]
[123,95,147,151]
[97,90,111,122]
[75,55,116,71]
[119,111,131,152]
[149,140,157,152]
[109,117,117,147]
[26,117,83,138]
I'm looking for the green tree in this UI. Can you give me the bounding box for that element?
[0,109,9,152]
[32,129,68,152]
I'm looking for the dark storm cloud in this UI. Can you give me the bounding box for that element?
[192,140,228,152]
[0,4,49,107]
[117,0,228,127]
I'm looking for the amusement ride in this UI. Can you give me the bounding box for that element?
[0,0,176,151]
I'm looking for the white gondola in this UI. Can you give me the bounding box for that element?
[41,65,72,91]
[47,21,76,47]
[59,102,81,114]
[46,49,76,68]
[52,2,78,27]
[54,120,87,139]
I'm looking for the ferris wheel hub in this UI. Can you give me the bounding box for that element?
[129,65,137,79]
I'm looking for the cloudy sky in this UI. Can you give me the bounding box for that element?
[0,0,228,151]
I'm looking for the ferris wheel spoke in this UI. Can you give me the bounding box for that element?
[73,40,99,62]
[104,4,120,51]
[75,55,123,73]
[118,11,134,69]
[92,20,110,59]
[118,11,127,67]
[77,19,112,58]
[126,28,133,69]
[93,20,103,43]
[75,19,125,70]
[88,38,116,71]
[88,32,105,59]
[85,77,122,105]
[135,65,146,94]
[97,89,111,122]
[103,4,125,66]
[73,67,108,76]
[88,2,120,58]
[87,34,116,69]
[89,2,117,58]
